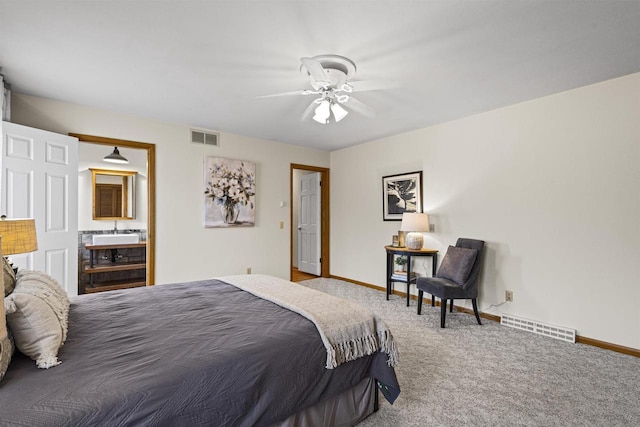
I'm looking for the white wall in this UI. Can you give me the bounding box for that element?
[330,73,640,350]
[11,94,330,284]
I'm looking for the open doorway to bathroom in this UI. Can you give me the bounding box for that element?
[290,164,330,282]
[71,133,155,294]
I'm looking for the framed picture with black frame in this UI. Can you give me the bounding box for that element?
[382,171,422,221]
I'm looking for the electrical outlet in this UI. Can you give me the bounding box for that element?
[505,290,513,302]
[246,267,252,274]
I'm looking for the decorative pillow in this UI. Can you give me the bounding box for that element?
[4,270,70,369]
[2,256,16,297]
[1,265,15,383]
[436,246,479,286]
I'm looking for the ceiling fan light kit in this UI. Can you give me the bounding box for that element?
[312,99,349,124]
[259,54,378,124]
[330,102,348,122]
[313,100,331,124]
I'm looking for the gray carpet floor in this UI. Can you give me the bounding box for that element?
[300,278,640,427]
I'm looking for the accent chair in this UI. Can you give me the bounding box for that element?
[416,238,485,328]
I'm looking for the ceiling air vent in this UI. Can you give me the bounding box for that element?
[191,129,219,147]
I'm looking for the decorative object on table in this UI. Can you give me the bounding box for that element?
[394,255,408,272]
[397,230,406,247]
[392,235,399,247]
[204,157,256,228]
[390,271,417,282]
[382,171,422,220]
[0,216,38,275]
[400,212,430,250]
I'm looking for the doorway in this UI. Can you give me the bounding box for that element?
[70,133,155,287]
[290,164,329,281]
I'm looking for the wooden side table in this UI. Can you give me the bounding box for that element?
[384,246,438,306]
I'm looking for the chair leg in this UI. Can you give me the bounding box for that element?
[440,299,447,328]
[449,299,454,312]
[472,299,482,325]
[417,290,423,315]
[431,295,435,307]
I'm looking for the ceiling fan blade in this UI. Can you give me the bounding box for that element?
[300,57,331,86]
[348,80,399,92]
[300,100,317,122]
[256,89,311,99]
[342,96,376,119]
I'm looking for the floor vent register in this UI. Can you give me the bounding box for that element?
[501,314,576,343]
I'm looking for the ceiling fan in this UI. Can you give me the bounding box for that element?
[258,55,379,124]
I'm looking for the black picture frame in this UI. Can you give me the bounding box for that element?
[382,171,423,221]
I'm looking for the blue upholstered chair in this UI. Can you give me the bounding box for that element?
[416,238,485,328]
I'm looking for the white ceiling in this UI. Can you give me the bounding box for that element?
[1,1,639,151]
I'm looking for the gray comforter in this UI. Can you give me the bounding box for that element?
[0,279,399,426]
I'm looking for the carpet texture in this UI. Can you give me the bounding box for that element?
[300,278,640,426]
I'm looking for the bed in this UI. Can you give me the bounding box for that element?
[1,273,399,426]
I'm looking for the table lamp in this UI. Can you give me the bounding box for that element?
[400,212,430,250]
[0,216,38,269]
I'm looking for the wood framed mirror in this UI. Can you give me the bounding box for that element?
[90,168,136,220]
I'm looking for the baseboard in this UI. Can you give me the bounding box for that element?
[329,274,639,358]
[576,336,640,357]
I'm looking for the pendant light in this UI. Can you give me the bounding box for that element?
[103,147,128,164]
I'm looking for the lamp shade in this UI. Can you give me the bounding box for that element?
[312,101,331,124]
[331,102,349,122]
[103,147,129,164]
[0,217,38,255]
[400,213,430,232]
[400,213,429,250]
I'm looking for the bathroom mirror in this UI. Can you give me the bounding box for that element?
[90,168,136,220]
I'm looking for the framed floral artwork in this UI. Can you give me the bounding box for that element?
[382,171,422,221]
[204,156,256,227]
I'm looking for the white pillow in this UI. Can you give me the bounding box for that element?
[4,270,70,369]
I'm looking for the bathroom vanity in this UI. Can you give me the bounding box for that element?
[82,236,146,294]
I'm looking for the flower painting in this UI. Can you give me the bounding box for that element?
[204,157,256,227]
[382,171,422,220]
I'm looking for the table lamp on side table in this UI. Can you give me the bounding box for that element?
[0,216,38,272]
[400,212,430,250]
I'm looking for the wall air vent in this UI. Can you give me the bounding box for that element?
[501,314,576,343]
[191,129,219,147]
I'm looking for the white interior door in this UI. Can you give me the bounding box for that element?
[298,172,321,276]
[1,121,79,296]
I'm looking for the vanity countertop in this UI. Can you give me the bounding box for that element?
[85,242,147,250]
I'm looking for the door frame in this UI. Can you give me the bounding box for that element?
[70,133,156,285]
[290,163,330,278]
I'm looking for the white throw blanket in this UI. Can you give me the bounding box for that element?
[218,274,398,369]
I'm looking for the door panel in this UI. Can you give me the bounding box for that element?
[2,121,79,295]
[298,172,321,275]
